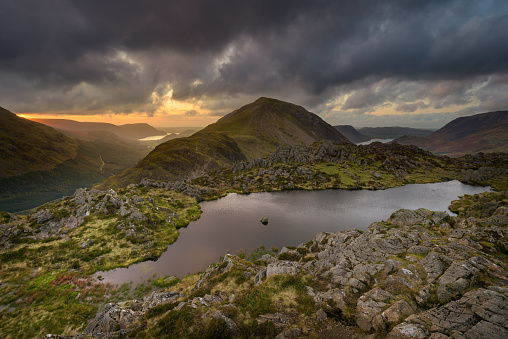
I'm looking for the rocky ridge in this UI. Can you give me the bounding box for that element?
[192,142,508,195]
[52,191,508,338]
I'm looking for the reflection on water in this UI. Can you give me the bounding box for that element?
[96,180,490,284]
[138,134,169,141]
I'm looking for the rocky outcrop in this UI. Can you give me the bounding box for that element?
[45,291,184,339]
[8,185,195,243]
[297,199,508,338]
[140,178,212,202]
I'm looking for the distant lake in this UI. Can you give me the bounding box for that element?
[139,134,169,141]
[96,180,490,285]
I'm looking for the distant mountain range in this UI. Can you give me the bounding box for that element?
[358,126,434,140]
[397,111,508,156]
[334,125,435,144]
[101,97,349,187]
[32,119,166,140]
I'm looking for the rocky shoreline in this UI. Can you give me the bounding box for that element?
[49,191,508,338]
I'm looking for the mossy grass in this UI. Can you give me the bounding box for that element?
[0,186,201,338]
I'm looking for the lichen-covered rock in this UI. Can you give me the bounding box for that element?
[418,288,508,337]
[141,291,182,311]
[266,260,300,278]
[419,252,448,283]
[212,310,239,334]
[381,300,416,325]
[387,322,429,338]
[356,288,394,331]
[436,261,478,303]
[30,209,53,224]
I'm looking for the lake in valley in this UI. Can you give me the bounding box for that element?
[95,180,490,284]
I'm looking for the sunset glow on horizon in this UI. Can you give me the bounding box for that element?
[15,112,214,128]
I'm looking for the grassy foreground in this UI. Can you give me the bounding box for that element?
[0,186,201,337]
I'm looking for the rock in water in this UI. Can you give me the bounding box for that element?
[260,216,268,225]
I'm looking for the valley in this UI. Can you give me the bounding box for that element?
[0,109,165,213]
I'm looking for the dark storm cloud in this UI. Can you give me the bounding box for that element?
[0,0,507,118]
[396,101,429,113]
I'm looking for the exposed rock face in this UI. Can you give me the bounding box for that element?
[212,310,240,334]
[298,201,508,338]
[266,261,300,279]
[30,209,53,224]
[194,142,508,196]
[140,178,212,202]
[419,287,508,338]
[82,291,183,336]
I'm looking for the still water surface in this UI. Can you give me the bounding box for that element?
[96,180,490,284]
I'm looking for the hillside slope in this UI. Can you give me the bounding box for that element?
[201,97,348,158]
[334,125,370,143]
[397,111,508,156]
[104,132,247,187]
[100,97,349,187]
[0,107,78,178]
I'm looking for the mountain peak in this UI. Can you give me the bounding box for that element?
[203,97,349,158]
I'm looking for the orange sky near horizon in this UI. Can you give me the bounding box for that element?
[16,112,215,128]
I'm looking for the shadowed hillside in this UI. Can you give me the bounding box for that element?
[0,107,78,178]
[397,111,508,156]
[100,97,349,187]
[104,132,247,187]
[334,125,370,143]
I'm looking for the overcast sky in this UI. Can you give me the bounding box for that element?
[1,0,508,127]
